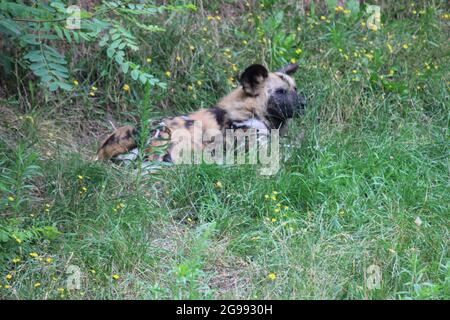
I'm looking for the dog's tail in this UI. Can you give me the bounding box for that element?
[95,125,138,161]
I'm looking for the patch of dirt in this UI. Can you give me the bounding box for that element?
[205,239,252,299]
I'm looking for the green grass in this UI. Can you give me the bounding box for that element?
[0,1,449,299]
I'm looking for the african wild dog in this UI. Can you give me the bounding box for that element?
[95,63,306,165]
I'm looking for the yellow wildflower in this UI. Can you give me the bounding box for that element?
[34,282,41,288]
[365,53,374,60]
[8,196,14,202]
[73,80,79,86]
[268,272,277,281]
[46,257,53,263]
[6,274,12,280]
[368,23,378,31]
[112,274,120,280]
[214,181,223,189]
[165,71,171,77]
[122,84,130,92]
[29,252,38,258]
[335,5,344,13]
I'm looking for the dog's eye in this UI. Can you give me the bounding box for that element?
[276,88,287,95]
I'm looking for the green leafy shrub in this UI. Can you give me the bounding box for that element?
[0,0,195,91]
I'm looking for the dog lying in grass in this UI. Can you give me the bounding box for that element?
[96,63,306,167]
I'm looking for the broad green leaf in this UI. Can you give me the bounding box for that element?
[63,28,72,43]
[110,38,122,49]
[58,82,73,91]
[48,82,60,91]
[0,19,22,35]
[131,69,139,80]
[121,62,129,74]
[139,73,147,84]
[106,47,115,58]
[114,54,124,65]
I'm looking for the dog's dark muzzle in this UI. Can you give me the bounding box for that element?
[267,92,307,120]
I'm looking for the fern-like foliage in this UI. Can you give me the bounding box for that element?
[24,46,72,91]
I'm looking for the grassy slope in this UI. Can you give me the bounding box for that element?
[0,2,449,299]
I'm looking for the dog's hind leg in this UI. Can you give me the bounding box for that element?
[95,125,138,161]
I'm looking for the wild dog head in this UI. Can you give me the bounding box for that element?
[217,63,306,131]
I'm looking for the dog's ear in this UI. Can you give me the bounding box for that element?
[239,64,269,96]
[277,63,299,75]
